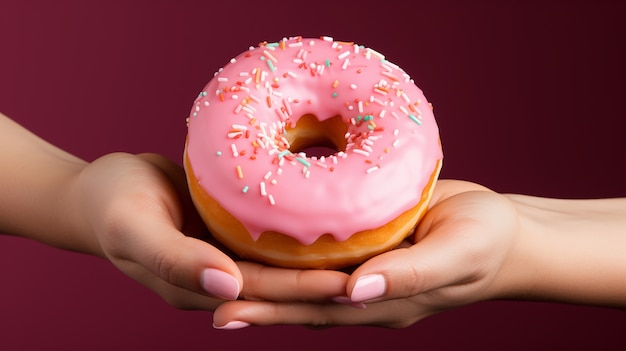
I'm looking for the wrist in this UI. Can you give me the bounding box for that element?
[490,195,626,307]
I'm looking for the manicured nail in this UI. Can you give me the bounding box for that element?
[331,296,367,309]
[213,320,251,330]
[200,268,240,300]
[350,274,386,302]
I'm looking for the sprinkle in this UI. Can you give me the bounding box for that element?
[282,98,293,116]
[366,165,380,174]
[353,149,370,157]
[263,50,278,63]
[275,107,288,121]
[236,165,244,179]
[325,59,331,67]
[296,157,311,167]
[392,139,400,148]
[332,80,339,88]
[278,150,291,159]
[227,131,242,139]
[260,181,267,196]
[287,71,297,78]
[266,59,276,72]
[338,51,350,60]
[321,36,333,42]
[231,144,239,157]
[373,87,388,95]
[217,77,228,82]
[264,170,272,179]
[401,92,411,104]
[381,70,398,81]
[242,185,249,193]
[268,194,276,205]
[350,83,357,90]
[341,58,350,70]
[216,151,222,156]
[366,47,385,60]
[288,41,303,48]
[409,114,423,125]
[249,94,261,103]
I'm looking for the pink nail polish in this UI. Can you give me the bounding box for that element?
[200,268,240,300]
[213,320,251,330]
[331,296,367,309]
[351,274,386,302]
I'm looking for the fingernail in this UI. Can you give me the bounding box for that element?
[331,296,367,309]
[200,268,240,300]
[213,320,251,330]
[351,274,386,302]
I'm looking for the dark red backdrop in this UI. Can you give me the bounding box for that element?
[1,1,624,350]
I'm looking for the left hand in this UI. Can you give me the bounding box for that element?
[75,152,243,309]
[75,153,351,312]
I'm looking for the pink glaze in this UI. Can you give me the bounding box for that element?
[186,36,442,245]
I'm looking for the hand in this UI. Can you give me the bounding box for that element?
[213,180,520,328]
[75,152,244,309]
[75,152,352,312]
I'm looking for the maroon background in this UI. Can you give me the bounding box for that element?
[1,0,625,350]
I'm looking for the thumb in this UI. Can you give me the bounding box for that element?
[346,241,472,303]
[347,195,490,303]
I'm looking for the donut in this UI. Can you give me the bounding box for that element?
[184,36,443,269]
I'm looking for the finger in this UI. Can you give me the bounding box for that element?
[213,299,431,329]
[347,191,500,303]
[103,154,243,300]
[108,213,243,301]
[237,261,350,303]
[113,257,224,310]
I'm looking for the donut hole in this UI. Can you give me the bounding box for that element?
[285,114,348,158]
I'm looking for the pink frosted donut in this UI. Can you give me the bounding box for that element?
[184,36,443,269]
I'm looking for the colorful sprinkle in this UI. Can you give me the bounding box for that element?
[409,114,422,125]
[236,165,244,179]
[296,157,311,168]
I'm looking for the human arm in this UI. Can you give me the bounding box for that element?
[213,180,626,328]
[0,113,243,305]
[0,112,350,311]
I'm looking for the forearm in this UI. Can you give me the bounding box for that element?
[494,194,626,307]
[0,114,99,255]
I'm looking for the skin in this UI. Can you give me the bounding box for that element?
[1,112,625,330]
[215,182,626,328]
[0,113,347,310]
